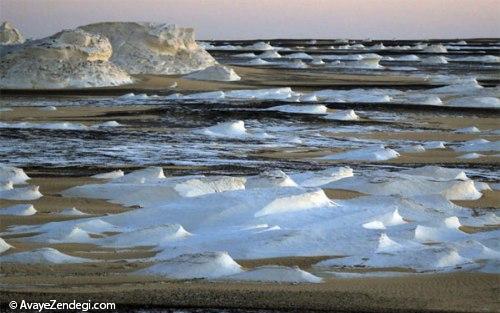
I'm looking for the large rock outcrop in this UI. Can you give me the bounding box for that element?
[0,21,25,45]
[0,29,133,89]
[80,22,217,75]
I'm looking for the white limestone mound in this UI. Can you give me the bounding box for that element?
[435,250,471,268]
[0,21,25,45]
[267,104,327,115]
[0,185,43,200]
[119,93,150,100]
[0,248,91,264]
[91,170,125,179]
[414,225,467,243]
[234,52,257,58]
[173,176,246,197]
[473,182,491,192]
[421,56,448,65]
[246,170,298,189]
[363,209,406,230]
[286,52,313,60]
[95,121,121,128]
[456,126,480,133]
[80,22,216,75]
[30,226,95,244]
[297,94,317,102]
[324,167,482,200]
[63,172,245,207]
[423,44,448,53]
[0,181,13,191]
[0,204,37,216]
[225,87,294,101]
[184,65,241,81]
[39,106,57,111]
[223,266,322,283]
[423,141,446,149]
[324,109,359,121]
[446,97,500,109]
[287,59,308,69]
[245,58,271,65]
[73,219,119,233]
[322,145,400,161]
[453,139,500,152]
[368,43,384,50]
[291,166,353,187]
[458,153,484,159]
[311,58,325,65]
[350,56,383,69]
[316,246,476,272]
[258,50,282,58]
[395,54,420,61]
[245,42,275,50]
[57,207,89,216]
[202,121,248,138]
[401,145,426,153]
[0,29,133,89]
[0,164,30,184]
[429,78,483,95]
[114,166,166,183]
[401,166,468,181]
[362,220,386,230]
[140,252,243,279]
[101,224,191,248]
[375,234,403,253]
[0,237,13,253]
[311,88,395,103]
[254,189,333,217]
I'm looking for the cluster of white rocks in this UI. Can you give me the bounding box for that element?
[0,29,132,89]
[0,21,238,89]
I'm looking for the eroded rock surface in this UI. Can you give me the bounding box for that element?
[80,22,216,75]
[0,29,133,89]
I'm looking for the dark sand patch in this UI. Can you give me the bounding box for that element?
[1,272,498,312]
[323,188,366,200]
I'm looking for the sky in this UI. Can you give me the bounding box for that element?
[1,0,499,40]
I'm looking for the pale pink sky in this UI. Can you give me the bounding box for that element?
[1,0,499,40]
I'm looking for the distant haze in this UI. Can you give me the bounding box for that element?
[1,0,499,40]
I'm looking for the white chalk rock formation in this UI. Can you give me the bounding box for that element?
[0,164,30,184]
[0,21,25,45]
[184,65,240,81]
[0,237,13,253]
[80,22,216,74]
[0,29,132,89]
[0,204,37,216]
[0,247,91,264]
[140,251,243,279]
[223,265,323,283]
